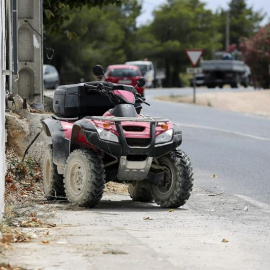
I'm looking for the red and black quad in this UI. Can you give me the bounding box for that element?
[42,65,193,208]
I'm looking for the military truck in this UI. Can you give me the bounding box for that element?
[201,52,251,88]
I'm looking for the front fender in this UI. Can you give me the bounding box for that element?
[42,117,69,167]
[70,118,96,151]
[172,122,182,138]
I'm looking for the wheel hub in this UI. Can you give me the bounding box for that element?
[157,165,173,193]
[70,164,85,195]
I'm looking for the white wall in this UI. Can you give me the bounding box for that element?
[0,0,6,221]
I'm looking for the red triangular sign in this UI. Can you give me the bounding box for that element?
[185,49,203,67]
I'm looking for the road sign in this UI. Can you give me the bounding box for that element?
[186,68,202,74]
[185,49,203,67]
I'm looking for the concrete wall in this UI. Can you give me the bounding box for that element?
[0,0,6,220]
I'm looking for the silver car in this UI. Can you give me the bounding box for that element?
[43,64,60,89]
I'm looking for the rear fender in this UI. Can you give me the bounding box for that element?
[42,118,69,168]
[70,119,96,152]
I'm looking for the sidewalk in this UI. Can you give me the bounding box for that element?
[1,186,270,270]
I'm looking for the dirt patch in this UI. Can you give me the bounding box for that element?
[157,90,270,118]
[104,182,128,195]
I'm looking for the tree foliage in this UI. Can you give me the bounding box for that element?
[217,0,265,50]
[43,0,267,87]
[240,25,270,88]
[147,0,221,86]
[43,0,124,34]
[44,2,141,84]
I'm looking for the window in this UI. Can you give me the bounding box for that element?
[109,68,140,77]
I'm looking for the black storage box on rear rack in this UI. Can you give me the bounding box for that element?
[53,82,116,117]
[53,82,135,117]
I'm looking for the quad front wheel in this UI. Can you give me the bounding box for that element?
[42,145,65,200]
[64,149,105,207]
[151,150,193,208]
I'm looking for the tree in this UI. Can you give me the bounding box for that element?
[43,0,124,34]
[240,25,270,89]
[149,0,221,87]
[44,2,142,84]
[217,0,265,50]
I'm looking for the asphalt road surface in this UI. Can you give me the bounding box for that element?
[144,87,270,204]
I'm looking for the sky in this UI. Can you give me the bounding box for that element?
[137,0,270,26]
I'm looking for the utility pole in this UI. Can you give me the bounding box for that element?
[225,10,230,51]
[11,0,43,105]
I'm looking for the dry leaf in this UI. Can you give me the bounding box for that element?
[222,239,229,243]
[9,184,17,192]
[1,234,13,244]
[211,174,217,178]
[208,192,224,197]
[5,176,13,183]
[42,240,50,244]
[13,231,31,243]
[22,166,27,175]
[46,223,56,228]
[168,209,174,212]
[143,217,153,220]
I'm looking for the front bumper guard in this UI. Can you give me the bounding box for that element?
[83,116,182,158]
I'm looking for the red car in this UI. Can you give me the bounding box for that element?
[105,65,145,96]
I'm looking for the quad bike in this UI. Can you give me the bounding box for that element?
[42,65,193,208]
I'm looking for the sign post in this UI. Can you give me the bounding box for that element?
[185,49,203,103]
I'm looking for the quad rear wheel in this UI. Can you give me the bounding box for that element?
[151,150,193,208]
[64,149,105,207]
[128,181,153,202]
[42,145,65,200]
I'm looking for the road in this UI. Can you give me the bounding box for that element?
[143,87,270,204]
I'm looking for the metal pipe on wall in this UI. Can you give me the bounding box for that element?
[12,0,17,75]
[5,0,13,93]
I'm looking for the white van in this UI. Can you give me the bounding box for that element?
[125,60,155,88]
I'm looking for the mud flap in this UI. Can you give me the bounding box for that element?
[42,118,69,169]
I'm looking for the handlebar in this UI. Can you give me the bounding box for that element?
[85,82,111,93]
[135,94,150,106]
[84,82,150,106]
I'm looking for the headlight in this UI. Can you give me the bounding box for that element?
[96,127,119,143]
[155,129,173,144]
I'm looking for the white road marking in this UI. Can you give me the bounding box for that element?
[179,123,270,142]
[236,194,270,211]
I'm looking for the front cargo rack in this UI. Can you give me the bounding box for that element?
[89,116,170,123]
